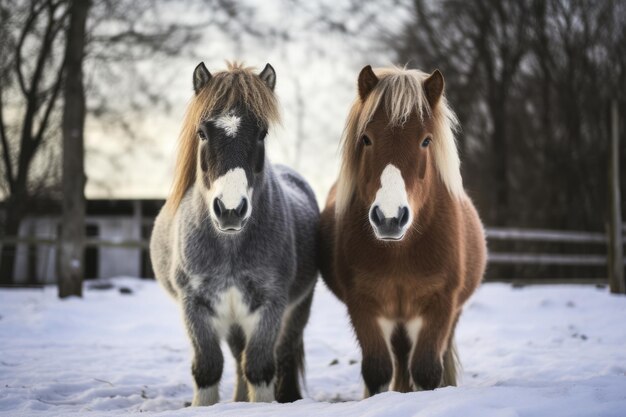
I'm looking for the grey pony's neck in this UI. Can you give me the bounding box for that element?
[189,161,274,240]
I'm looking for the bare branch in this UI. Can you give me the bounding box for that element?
[34,60,64,147]
[14,0,47,96]
[0,84,14,193]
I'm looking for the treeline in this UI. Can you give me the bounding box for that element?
[384,0,625,278]
[0,0,264,288]
[387,0,625,229]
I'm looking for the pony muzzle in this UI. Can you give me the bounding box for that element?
[212,196,249,233]
[208,167,252,234]
[369,205,411,241]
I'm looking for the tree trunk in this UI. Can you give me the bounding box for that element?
[0,202,21,284]
[608,100,624,294]
[58,0,90,298]
[491,95,509,226]
[0,186,30,284]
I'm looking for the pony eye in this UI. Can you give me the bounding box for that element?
[197,129,207,141]
[421,136,432,148]
[259,130,268,141]
[361,135,372,146]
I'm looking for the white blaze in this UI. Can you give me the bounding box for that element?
[214,113,241,137]
[210,167,251,211]
[373,164,411,219]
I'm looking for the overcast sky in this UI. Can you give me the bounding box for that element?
[83,0,396,203]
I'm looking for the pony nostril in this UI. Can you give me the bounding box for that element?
[398,206,410,227]
[213,198,225,218]
[235,199,248,218]
[370,206,384,226]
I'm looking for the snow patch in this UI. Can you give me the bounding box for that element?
[0,279,625,416]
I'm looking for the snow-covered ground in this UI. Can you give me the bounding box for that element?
[1,278,625,416]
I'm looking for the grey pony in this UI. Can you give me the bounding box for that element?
[150,61,319,406]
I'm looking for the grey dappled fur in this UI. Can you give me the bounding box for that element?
[150,92,319,404]
[151,163,319,404]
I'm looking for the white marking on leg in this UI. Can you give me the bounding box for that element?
[234,363,248,402]
[248,380,275,402]
[406,316,424,391]
[371,164,411,219]
[214,112,241,137]
[209,167,252,214]
[187,273,206,292]
[376,317,395,393]
[192,384,219,406]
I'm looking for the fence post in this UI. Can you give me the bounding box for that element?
[608,99,624,294]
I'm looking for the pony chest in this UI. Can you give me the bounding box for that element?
[357,274,443,319]
[210,287,261,338]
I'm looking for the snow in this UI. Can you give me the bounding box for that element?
[1,279,625,416]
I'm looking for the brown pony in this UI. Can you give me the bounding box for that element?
[319,65,486,396]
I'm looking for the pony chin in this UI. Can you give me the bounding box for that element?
[374,228,409,242]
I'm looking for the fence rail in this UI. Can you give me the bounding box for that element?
[485,227,626,267]
[485,227,608,243]
[2,226,625,269]
[1,236,148,249]
[488,253,611,266]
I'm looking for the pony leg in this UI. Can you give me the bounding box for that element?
[244,304,283,402]
[409,297,455,391]
[226,325,249,402]
[182,297,224,406]
[441,313,461,387]
[275,288,315,403]
[349,308,393,397]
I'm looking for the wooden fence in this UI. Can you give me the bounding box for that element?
[1,225,625,284]
[486,227,625,266]
[1,236,149,249]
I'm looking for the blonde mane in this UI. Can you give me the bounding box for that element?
[335,66,463,217]
[165,62,280,213]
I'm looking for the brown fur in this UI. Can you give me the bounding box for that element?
[319,66,486,395]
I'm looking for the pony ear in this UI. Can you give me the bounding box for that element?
[193,62,211,95]
[424,69,445,108]
[259,63,276,91]
[358,65,379,101]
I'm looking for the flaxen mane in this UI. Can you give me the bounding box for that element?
[165,62,281,213]
[335,66,463,217]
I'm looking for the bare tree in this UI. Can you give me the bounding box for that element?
[394,0,533,225]
[1,0,281,285]
[57,0,90,298]
[0,0,68,284]
[337,0,625,279]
